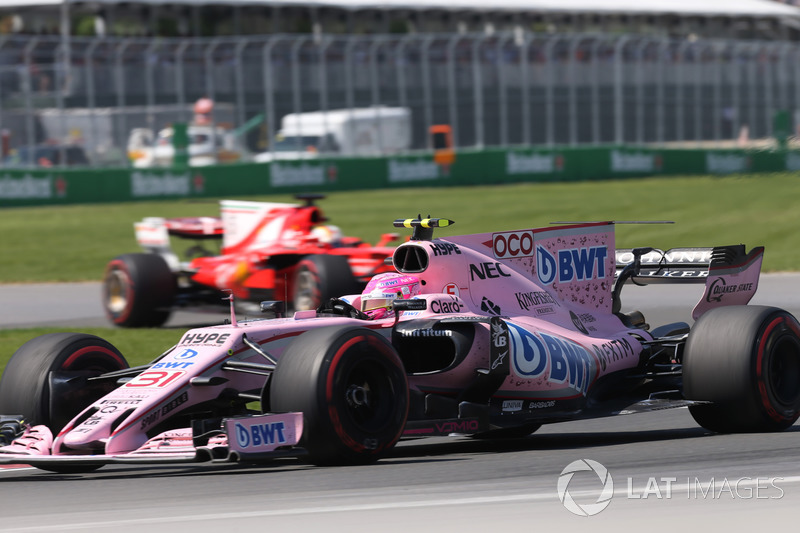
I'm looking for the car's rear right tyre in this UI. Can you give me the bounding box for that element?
[103,253,176,327]
[683,305,800,433]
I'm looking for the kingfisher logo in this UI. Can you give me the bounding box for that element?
[235,421,287,449]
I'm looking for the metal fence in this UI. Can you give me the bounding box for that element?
[0,32,798,167]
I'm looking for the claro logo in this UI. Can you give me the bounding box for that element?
[492,230,534,259]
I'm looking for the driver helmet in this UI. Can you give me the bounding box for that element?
[311,224,343,245]
[361,273,421,320]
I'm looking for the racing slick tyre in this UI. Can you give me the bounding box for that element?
[292,255,360,312]
[0,333,129,473]
[270,326,408,466]
[683,305,800,433]
[103,253,177,327]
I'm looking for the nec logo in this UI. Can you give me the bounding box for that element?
[470,262,512,281]
[537,246,608,285]
[492,230,534,259]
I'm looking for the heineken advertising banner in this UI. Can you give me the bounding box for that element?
[0,146,797,207]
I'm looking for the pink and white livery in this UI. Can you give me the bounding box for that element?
[0,217,799,472]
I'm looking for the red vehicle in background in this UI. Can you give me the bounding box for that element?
[103,194,399,327]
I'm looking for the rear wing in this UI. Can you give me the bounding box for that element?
[615,246,760,284]
[614,245,764,319]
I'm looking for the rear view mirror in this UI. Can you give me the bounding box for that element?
[393,299,427,312]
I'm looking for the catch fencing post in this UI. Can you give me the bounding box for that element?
[472,35,485,149]
[421,36,434,149]
[144,40,159,147]
[114,39,132,165]
[290,37,308,153]
[656,39,666,144]
[84,40,101,166]
[591,37,604,144]
[519,31,531,146]
[23,38,39,166]
[613,35,630,145]
[234,38,248,134]
[262,38,280,160]
[675,40,691,143]
[764,43,776,140]
[544,36,557,146]
[635,38,646,145]
[175,41,191,123]
[497,35,512,147]
[446,35,460,148]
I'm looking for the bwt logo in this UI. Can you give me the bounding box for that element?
[508,323,594,395]
[235,421,287,448]
[492,230,534,259]
[174,349,198,360]
[537,245,608,285]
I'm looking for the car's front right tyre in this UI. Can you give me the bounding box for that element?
[270,326,408,465]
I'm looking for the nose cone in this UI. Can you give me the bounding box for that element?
[60,422,112,452]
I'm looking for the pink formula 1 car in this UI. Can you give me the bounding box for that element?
[102,194,398,327]
[1,218,799,472]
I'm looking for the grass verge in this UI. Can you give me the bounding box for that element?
[2,173,800,283]
[0,328,186,380]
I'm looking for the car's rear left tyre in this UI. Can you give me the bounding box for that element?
[270,326,408,465]
[292,255,359,311]
[683,305,800,433]
[103,253,176,327]
[0,333,129,434]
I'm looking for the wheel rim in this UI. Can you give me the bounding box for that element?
[766,334,800,408]
[294,269,317,310]
[105,269,130,314]
[340,359,396,433]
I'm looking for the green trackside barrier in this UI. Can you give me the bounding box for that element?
[1,146,799,207]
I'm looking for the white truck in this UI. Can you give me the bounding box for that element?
[254,106,411,162]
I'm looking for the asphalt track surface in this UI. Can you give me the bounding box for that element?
[1,276,800,531]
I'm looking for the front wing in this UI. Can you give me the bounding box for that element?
[0,412,303,468]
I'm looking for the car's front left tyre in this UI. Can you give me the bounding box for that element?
[0,333,129,434]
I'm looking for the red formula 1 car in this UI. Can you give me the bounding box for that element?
[1,217,799,473]
[102,194,399,327]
